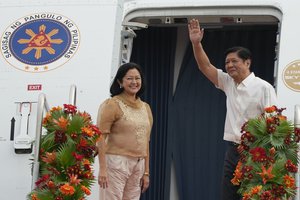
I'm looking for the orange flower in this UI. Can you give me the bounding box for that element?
[42,113,52,125]
[60,183,75,195]
[250,185,262,195]
[264,105,276,113]
[81,127,94,137]
[81,185,91,195]
[82,159,90,165]
[231,161,243,185]
[69,174,81,185]
[283,175,295,188]
[54,116,69,130]
[50,106,62,112]
[242,193,251,200]
[31,193,40,200]
[257,165,274,184]
[41,152,56,164]
[278,115,287,121]
[231,177,240,186]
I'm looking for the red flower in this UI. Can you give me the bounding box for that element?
[72,152,84,161]
[249,147,267,162]
[269,147,275,157]
[260,190,272,200]
[89,124,102,137]
[79,111,91,122]
[35,174,50,187]
[285,160,298,173]
[47,181,55,189]
[78,138,88,147]
[63,104,77,114]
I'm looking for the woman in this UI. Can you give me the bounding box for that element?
[97,62,153,200]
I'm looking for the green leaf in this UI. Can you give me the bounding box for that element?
[270,134,285,147]
[51,110,67,119]
[68,114,85,133]
[250,135,270,149]
[40,131,55,151]
[247,118,267,137]
[31,189,55,200]
[56,139,76,168]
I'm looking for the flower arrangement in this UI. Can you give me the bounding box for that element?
[231,105,300,200]
[28,104,101,200]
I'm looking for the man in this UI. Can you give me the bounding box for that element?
[188,19,278,199]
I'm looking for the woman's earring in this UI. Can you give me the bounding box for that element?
[119,85,122,88]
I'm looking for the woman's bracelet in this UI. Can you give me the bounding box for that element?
[143,172,150,176]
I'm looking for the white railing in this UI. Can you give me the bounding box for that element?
[69,84,77,105]
[31,85,77,189]
[31,93,49,189]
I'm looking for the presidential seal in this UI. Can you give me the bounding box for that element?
[1,13,80,72]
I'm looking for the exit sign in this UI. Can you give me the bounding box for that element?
[27,84,42,91]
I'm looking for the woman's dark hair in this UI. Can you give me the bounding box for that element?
[110,62,145,98]
[224,46,252,61]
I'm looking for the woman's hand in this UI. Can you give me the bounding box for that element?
[140,174,150,193]
[98,170,108,188]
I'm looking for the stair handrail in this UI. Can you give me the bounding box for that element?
[69,84,77,105]
[31,93,50,189]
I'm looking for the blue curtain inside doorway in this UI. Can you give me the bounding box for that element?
[131,26,176,200]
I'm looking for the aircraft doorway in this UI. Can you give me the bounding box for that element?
[126,7,280,200]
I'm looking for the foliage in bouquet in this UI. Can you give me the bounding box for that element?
[231,106,300,200]
[28,104,101,200]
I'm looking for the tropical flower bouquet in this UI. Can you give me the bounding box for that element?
[28,104,101,200]
[231,106,300,200]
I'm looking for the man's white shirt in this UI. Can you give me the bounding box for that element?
[216,69,278,144]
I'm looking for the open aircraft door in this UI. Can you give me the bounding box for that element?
[121,4,284,200]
